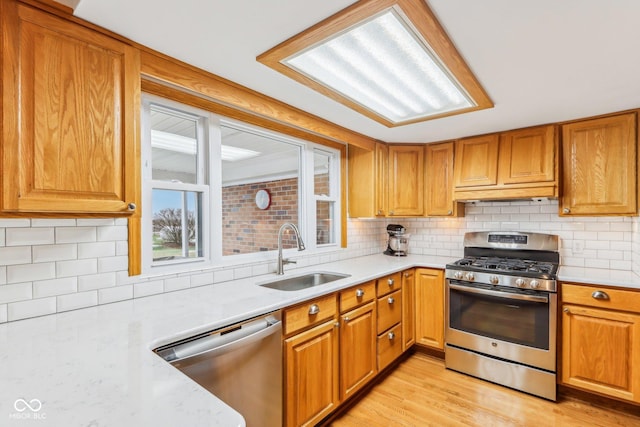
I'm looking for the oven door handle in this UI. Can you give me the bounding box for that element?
[448,283,549,303]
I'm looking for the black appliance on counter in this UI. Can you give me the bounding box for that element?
[384,224,409,256]
[445,231,560,401]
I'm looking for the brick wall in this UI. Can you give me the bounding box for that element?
[222,178,298,255]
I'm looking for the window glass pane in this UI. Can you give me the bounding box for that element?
[314,151,331,196]
[150,107,198,184]
[152,189,202,261]
[221,125,300,256]
[316,201,334,245]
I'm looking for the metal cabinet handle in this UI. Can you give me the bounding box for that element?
[447,210,453,215]
[377,210,383,216]
[592,291,610,300]
[388,296,395,305]
[308,304,320,315]
[389,210,395,216]
[563,208,570,214]
[388,278,394,286]
[388,331,395,340]
[127,202,137,211]
[356,289,365,298]
[563,308,570,313]
[343,316,350,323]
[404,272,409,278]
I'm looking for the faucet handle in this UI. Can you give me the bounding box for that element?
[284,258,297,266]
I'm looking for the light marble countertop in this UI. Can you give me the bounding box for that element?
[2,253,639,427]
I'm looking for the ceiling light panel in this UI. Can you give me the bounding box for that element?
[258,0,492,127]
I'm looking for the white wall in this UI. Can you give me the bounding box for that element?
[0,199,638,323]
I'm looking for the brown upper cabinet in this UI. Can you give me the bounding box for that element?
[425,142,464,217]
[348,143,425,217]
[1,2,140,215]
[560,112,637,216]
[453,125,558,201]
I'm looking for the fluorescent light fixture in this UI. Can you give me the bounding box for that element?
[258,0,492,127]
[152,130,260,161]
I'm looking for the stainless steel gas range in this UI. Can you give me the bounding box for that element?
[445,231,559,401]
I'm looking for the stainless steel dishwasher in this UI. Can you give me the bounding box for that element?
[155,311,282,427]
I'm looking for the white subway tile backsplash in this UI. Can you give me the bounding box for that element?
[97,256,128,273]
[98,285,133,304]
[32,219,77,227]
[78,273,116,292]
[33,277,78,298]
[56,259,97,278]
[0,219,30,228]
[76,219,116,226]
[78,242,115,259]
[56,227,97,244]
[8,297,56,321]
[0,246,32,265]
[0,282,32,304]
[213,269,234,283]
[6,228,55,246]
[97,226,128,241]
[7,263,55,283]
[57,291,98,312]
[133,280,164,298]
[0,304,6,323]
[191,272,214,287]
[0,267,5,285]
[115,241,129,256]
[0,230,5,247]
[32,244,77,263]
[164,276,190,292]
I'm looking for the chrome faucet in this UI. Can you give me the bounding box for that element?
[277,223,306,275]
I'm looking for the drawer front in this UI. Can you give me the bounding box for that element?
[340,280,376,313]
[562,283,640,313]
[376,272,402,297]
[378,323,403,371]
[284,294,337,336]
[377,289,402,334]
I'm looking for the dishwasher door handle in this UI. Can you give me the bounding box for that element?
[168,318,282,363]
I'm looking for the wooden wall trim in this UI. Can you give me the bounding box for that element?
[140,50,377,150]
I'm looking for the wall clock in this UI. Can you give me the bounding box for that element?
[255,189,271,210]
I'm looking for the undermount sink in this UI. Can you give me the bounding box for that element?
[259,272,351,291]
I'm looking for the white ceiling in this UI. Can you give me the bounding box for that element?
[69,0,640,144]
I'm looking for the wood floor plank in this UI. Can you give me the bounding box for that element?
[330,353,640,427]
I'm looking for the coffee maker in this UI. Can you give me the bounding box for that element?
[384,224,410,256]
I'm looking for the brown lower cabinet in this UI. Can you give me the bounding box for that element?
[415,268,445,350]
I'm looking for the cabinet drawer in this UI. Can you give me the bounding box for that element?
[376,272,402,297]
[340,280,375,313]
[377,289,402,334]
[284,294,337,336]
[378,323,403,371]
[562,284,640,313]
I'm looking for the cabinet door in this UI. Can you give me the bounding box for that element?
[375,142,389,217]
[499,125,556,185]
[388,145,424,216]
[2,2,140,214]
[415,268,445,350]
[285,320,340,427]
[453,134,499,188]
[561,113,637,215]
[401,269,416,351]
[425,142,463,216]
[562,305,640,402]
[347,145,375,218]
[340,301,377,400]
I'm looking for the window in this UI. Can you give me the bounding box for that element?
[257,0,492,127]
[141,95,341,274]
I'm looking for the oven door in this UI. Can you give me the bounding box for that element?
[446,279,557,372]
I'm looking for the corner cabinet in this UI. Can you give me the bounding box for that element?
[453,125,558,201]
[561,283,640,403]
[1,1,140,215]
[560,112,637,216]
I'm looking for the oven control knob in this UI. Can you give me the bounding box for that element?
[464,272,475,281]
[515,278,526,287]
[489,275,499,285]
[530,280,540,289]
[454,271,464,280]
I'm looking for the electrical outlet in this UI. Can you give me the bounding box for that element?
[573,240,584,255]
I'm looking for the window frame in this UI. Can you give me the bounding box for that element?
[140,93,342,276]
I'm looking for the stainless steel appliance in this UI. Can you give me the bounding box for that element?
[384,224,410,256]
[445,231,559,401]
[154,311,282,426]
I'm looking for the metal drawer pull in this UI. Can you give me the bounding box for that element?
[592,291,610,300]
[388,297,395,305]
[355,289,365,298]
[388,331,395,340]
[343,316,350,323]
[563,308,570,313]
[308,304,320,315]
[388,278,394,286]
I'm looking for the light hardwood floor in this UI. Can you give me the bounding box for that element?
[330,353,640,427]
